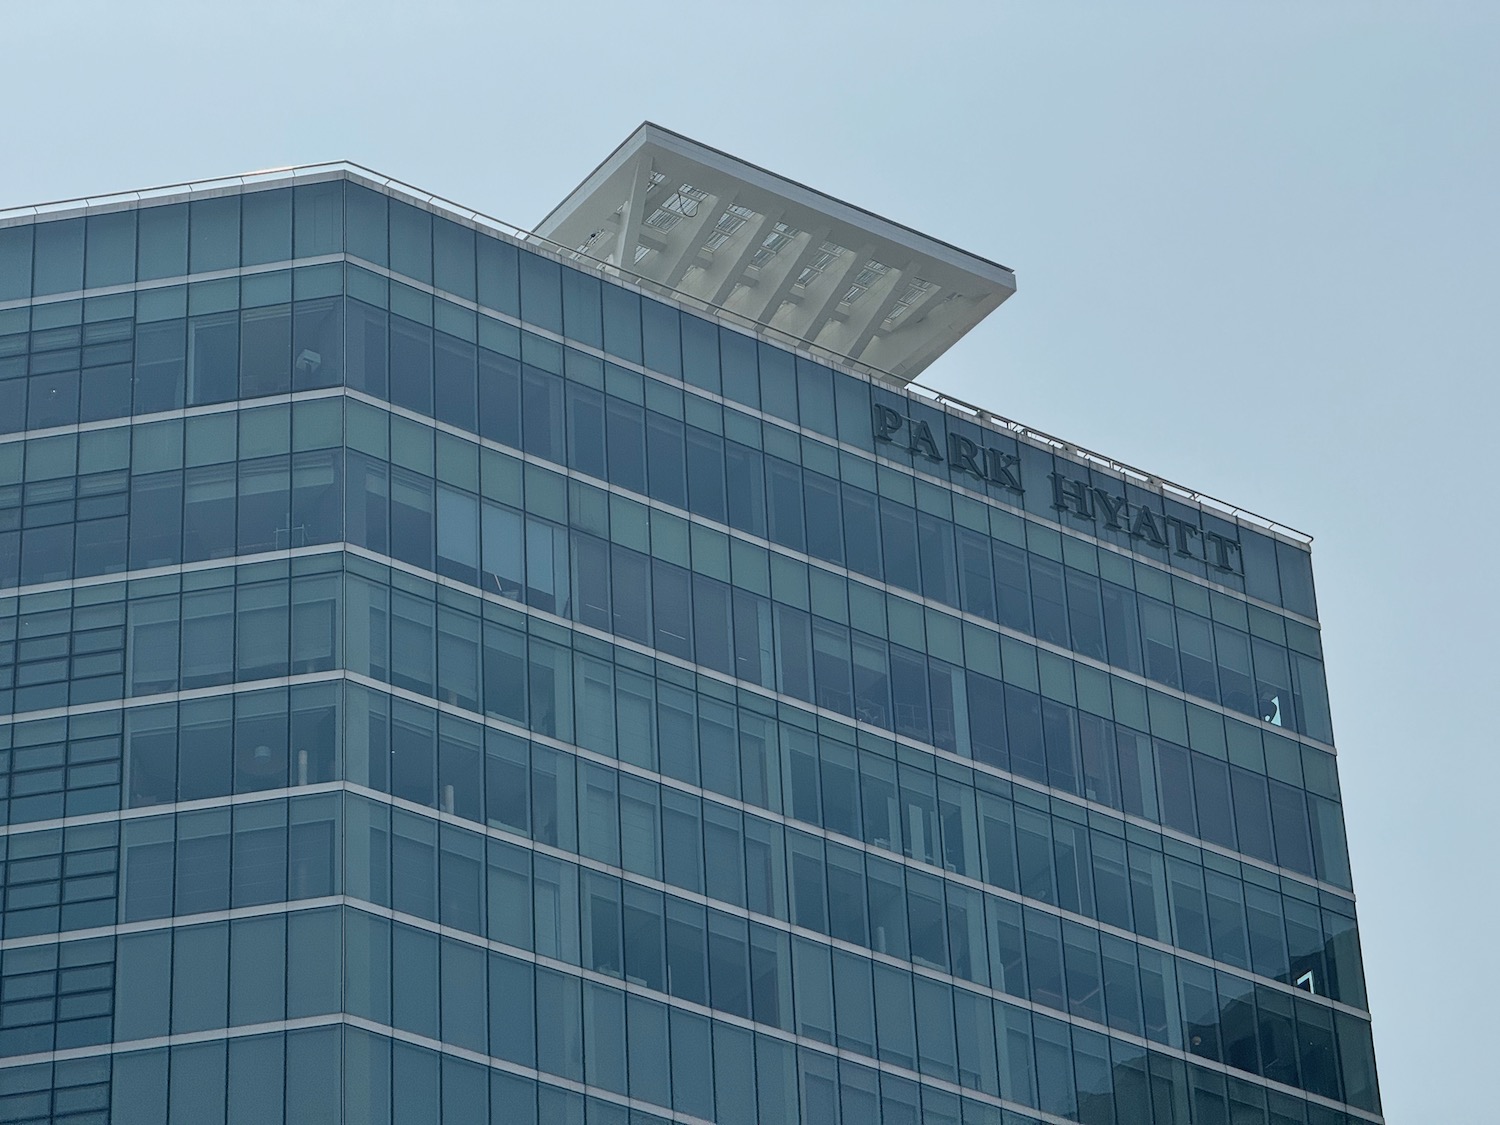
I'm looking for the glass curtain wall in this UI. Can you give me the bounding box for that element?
[0,175,1379,1124]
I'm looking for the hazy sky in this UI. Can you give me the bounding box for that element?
[6,2,1496,1119]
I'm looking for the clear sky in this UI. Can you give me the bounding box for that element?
[5,2,1495,1119]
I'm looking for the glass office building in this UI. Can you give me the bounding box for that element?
[0,126,1381,1124]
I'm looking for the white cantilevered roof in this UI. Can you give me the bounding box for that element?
[534,123,1016,385]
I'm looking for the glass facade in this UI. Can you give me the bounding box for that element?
[0,172,1381,1123]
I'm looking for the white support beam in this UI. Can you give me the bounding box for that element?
[821,258,911,358]
[692,206,783,308]
[775,242,877,342]
[871,292,972,381]
[728,224,830,325]
[653,188,729,291]
[889,278,944,328]
[611,158,658,270]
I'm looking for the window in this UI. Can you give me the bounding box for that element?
[240,305,291,396]
[436,487,479,583]
[480,501,524,600]
[188,313,239,405]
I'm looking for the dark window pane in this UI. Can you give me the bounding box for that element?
[294,180,343,257]
[189,196,240,273]
[641,299,681,378]
[725,442,765,535]
[75,514,128,577]
[188,313,239,405]
[802,473,843,565]
[1005,685,1046,785]
[1276,541,1317,618]
[477,236,519,316]
[881,499,919,592]
[27,369,79,429]
[293,296,344,390]
[182,465,237,561]
[240,305,292,397]
[1102,582,1142,674]
[1042,699,1080,796]
[561,268,602,346]
[843,486,881,581]
[435,335,477,431]
[0,224,33,300]
[478,349,520,449]
[918,512,958,606]
[1156,741,1197,836]
[138,203,188,280]
[80,360,132,421]
[522,366,564,462]
[1030,556,1069,645]
[1139,597,1180,688]
[719,328,758,408]
[519,252,563,333]
[564,384,606,480]
[346,183,389,266]
[646,413,686,509]
[237,456,291,554]
[606,400,647,494]
[1215,624,1257,715]
[20,523,72,585]
[1191,754,1236,850]
[347,300,388,397]
[34,217,85,295]
[1177,611,1218,701]
[390,317,433,415]
[129,472,182,568]
[390,200,433,284]
[345,451,388,554]
[993,542,1032,632]
[134,319,187,412]
[433,217,476,300]
[680,315,720,393]
[601,284,641,363]
[241,187,292,266]
[1269,781,1315,876]
[685,428,726,522]
[891,646,930,742]
[693,576,735,675]
[611,546,651,643]
[86,209,137,287]
[1065,569,1106,661]
[390,469,435,569]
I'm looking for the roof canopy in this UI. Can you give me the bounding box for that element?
[535,123,1016,384]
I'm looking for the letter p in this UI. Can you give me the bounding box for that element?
[872,404,904,443]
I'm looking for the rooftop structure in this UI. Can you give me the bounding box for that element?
[0,155,1307,547]
[535,122,1017,383]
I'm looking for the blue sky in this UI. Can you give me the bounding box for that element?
[6,2,1496,1119]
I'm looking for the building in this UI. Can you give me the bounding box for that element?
[0,124,1381,1124]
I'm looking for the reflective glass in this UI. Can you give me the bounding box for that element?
[0,176,1376,1124]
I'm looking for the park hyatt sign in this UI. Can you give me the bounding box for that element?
[872,404,1242,574]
